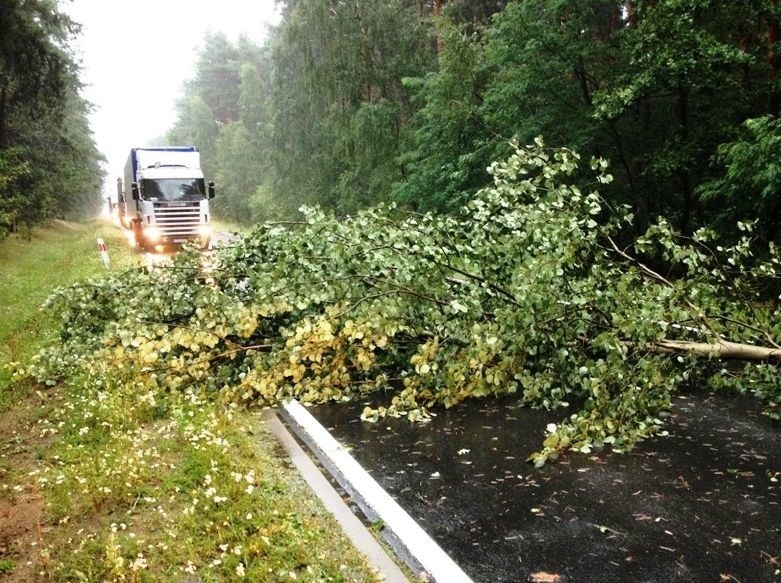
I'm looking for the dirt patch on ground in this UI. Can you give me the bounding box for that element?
[0,491,44,581]
[0,387,58,580]
[0,385,56,448]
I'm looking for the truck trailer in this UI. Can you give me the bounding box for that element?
[119,147,215,250]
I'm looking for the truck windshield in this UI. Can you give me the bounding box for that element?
[142,178,205,201]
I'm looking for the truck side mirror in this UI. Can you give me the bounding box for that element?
[131,182,140,201]
[208,181,215,199]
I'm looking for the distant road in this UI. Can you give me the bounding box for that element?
[210,231,240,247]
[140,231,241,267]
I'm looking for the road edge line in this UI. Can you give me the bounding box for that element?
[261,409,409,583]
[279,400,473,583]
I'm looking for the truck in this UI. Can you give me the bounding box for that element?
[118,147,215,250]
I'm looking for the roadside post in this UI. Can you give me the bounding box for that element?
[96,237,110,268]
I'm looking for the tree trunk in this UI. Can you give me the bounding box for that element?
[433,0,447,54]
[0,83,7,148]
[351,1,376,103]
[678,81,693,235]
[768,3,780,115]
[607,122,643,230]
[574,61,592,106]
[597,5,621,41]
[653,338,781,362]
[626,1,637,26]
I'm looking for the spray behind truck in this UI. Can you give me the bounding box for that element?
[118,147,215,250]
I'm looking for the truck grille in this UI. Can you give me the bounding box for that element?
[152,202,202,239]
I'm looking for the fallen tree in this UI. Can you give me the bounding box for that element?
[23,139,780,464]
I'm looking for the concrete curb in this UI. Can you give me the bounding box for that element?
[279,400,473,583]
[261,409,409,583]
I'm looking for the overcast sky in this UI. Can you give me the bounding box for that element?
[65,0,280,195]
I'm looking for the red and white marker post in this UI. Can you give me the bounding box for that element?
[96,238,110,268]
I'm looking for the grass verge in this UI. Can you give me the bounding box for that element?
[0,220,136,403]
[0,220,381,581]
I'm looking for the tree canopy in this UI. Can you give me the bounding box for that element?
[0,0,103,237]
[165,0,780,247]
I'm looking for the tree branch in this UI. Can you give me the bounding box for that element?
[653,338,781,362]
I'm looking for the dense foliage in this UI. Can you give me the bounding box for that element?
[698,116,781,242]
[0,0,104,237]
[166,0,780,245]
[400,0,781,234]
[26,143,781,464]
[165,2,508,223]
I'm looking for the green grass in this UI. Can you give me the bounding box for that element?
[35,378,378,580]
[0,220,382,581]
[0,219,138,404]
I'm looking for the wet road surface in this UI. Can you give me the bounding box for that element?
[310,390,780,582]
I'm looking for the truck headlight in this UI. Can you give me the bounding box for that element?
[146,227,161,242]
[198,225,212,237]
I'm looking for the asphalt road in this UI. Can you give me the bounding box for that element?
[310,390,780,582]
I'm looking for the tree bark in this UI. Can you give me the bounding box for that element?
[0,83,7,148]
[574,61,593,106]
[677,81,694,235]
[767,2,780,115]
[653,338,781,362]
[433,0,447,54]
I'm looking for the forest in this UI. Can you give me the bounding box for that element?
[3,1,779,244]
[0,0,103,238]
[166,0,781,245]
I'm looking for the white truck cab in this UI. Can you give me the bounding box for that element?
[120,147,215,251]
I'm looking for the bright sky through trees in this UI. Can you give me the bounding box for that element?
[65,0,279,193]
